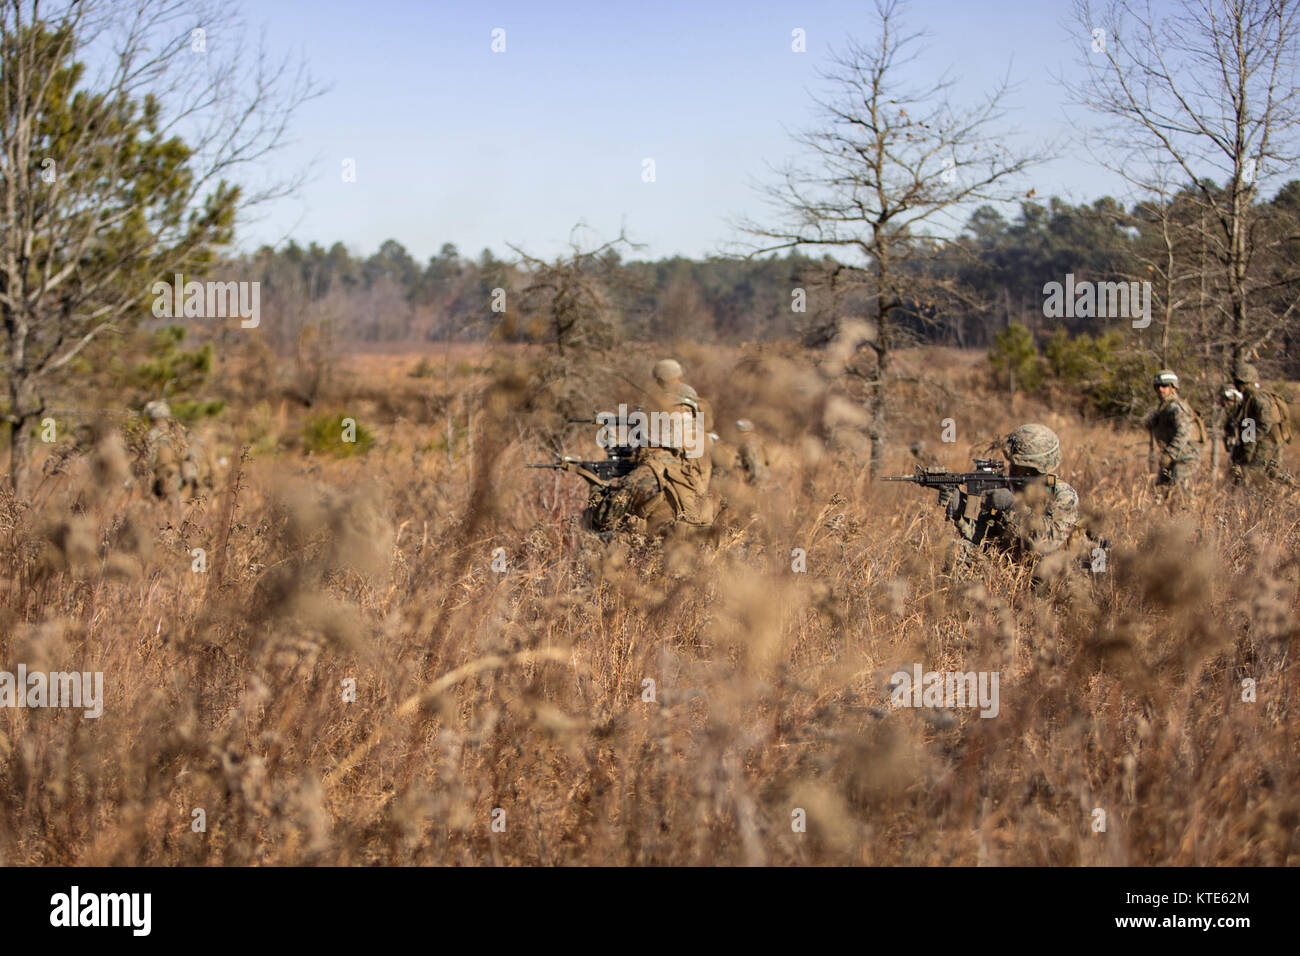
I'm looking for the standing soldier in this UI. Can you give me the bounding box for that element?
[1219,384,1244,460]
[1145,369,1202,502]
[1227,363,1296,488]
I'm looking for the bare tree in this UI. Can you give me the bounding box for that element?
[739,0,1046,476]
[1068,0,1300,370]
[509,225,642,367]
[0,0,319,493]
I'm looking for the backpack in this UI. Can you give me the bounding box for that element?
[1265,389,1293,443]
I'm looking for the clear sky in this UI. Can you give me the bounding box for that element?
[235,0,1131,263]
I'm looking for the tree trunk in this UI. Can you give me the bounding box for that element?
[8,411,36,497]
[868,326,891,479]
[6,351,47,494]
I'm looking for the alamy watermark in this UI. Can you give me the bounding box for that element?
[50,886,150,936]
[151,275,260,328]
[890,664,999,718]
[596,404,705,459]
[1043,273,1151,329]
[0,665,103,718]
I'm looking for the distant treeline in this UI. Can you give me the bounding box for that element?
[233,183,1300,359]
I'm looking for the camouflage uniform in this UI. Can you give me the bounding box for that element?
[674,383,713,494]
[1145,369,1200,500]
[1219,385,1244,458]
[143,401,205,501]
[601,379,713,535]
[1228,363,1296,488]
[938,424,1079,572]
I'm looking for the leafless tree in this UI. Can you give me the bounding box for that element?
[1067,0,1300,370]
[509,225,642,366]
[739,0,1046,476]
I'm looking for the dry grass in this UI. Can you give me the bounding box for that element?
[1,343,1297,866]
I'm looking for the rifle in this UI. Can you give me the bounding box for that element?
[526,416,643,488]
[885,458,1111,558]
[884,458,1054,547]
[881,458,1054,495]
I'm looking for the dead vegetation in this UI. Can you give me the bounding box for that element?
[0,343,1296,865]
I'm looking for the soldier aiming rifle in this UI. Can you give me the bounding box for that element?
[526,417,642,487]
[886,424,1086,578]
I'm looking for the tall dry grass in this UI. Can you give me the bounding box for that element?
[0,343,1296,865]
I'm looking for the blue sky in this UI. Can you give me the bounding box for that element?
[235,0,1130,263]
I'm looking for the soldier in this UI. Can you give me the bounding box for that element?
[143,401,205,502]
[735,419,769,486]
[1219,384,1244,458]
[937,424,1079,569]
[1227,363,1296,488]
[616,384,714,535]
[653,358,714,433]
[674,383,713,490]
[1145,369,1202,502]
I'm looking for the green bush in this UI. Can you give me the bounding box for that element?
[988,323,1045,393]
[1043,327,1157,420]
[171,398,227,424]
[130,325,225,423]
[302,413,374,457]
[132,325,213,394]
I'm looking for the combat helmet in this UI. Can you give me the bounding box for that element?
[1233,362,1259,387]
[1003,423,1061,475]
[653,359,683,386]
[735,419,755,433]
[1153,369,1179,389]
[143,400,171,422]
[672,383,699,413]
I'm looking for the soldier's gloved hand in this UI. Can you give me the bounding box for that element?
[936,485,960,520]
[988,488,1016,512]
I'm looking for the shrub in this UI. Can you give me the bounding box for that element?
[302,413,374,457]
[987,322,1045,393]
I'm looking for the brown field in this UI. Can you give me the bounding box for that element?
[1,342,1296,865]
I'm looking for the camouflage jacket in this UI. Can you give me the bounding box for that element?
[1146,396,1200,464]
[1221,403,1242,454]
[1230,386,1284,467]
[953,478,1080,560]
